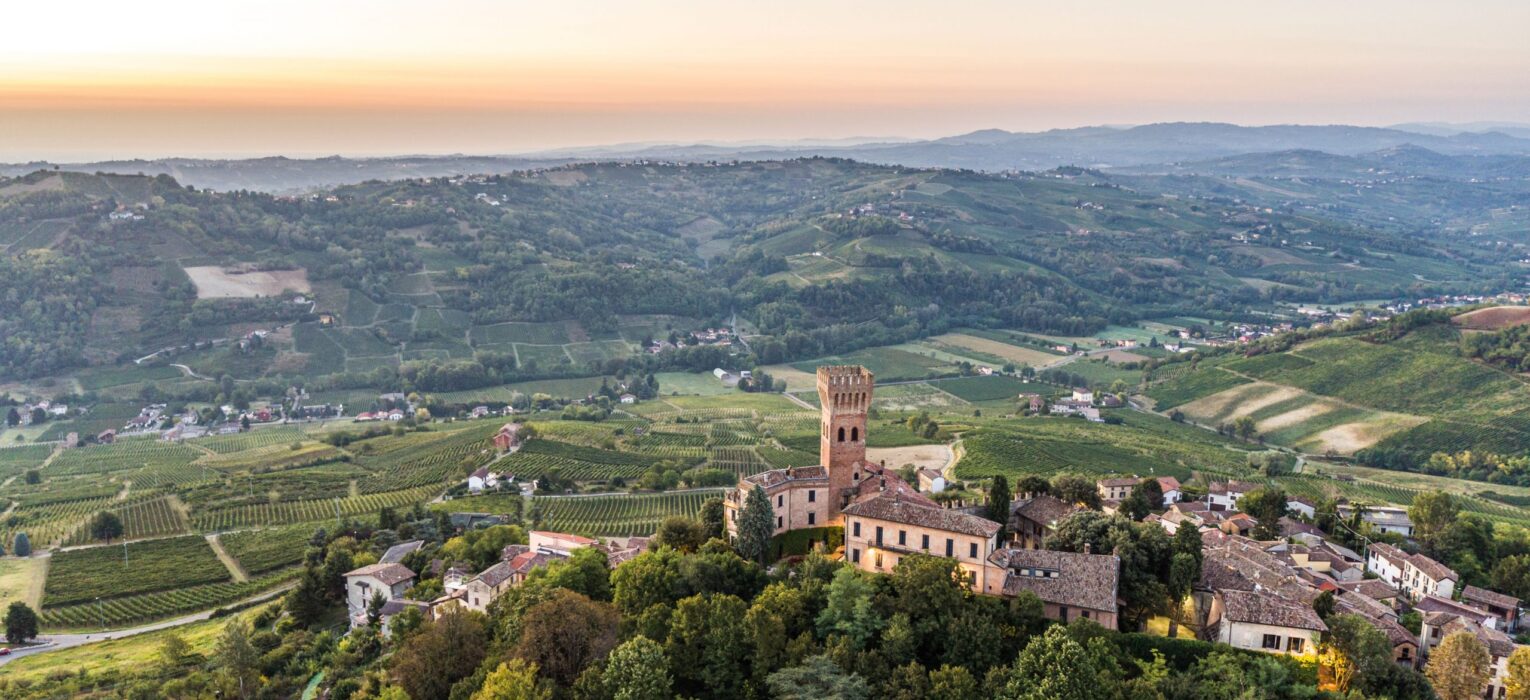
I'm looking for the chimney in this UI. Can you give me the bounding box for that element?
[879,477,886,492]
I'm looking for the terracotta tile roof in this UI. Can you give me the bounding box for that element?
[1462,585,1520,611]
[843,494,1000,537]
[1415,595,1493,623]
[1156,477,1181,492]
[532,531,599,546]
[473,560,515,588]
[743,466,828,490]
[1408,553,1457,583]
[344,562,416,586]
[989,548,1120,613]
[1209,481,1259,495]
[850,470,937,507]
[1097,477,1139,488]
[1337,579,1399,601]
[1441,617,1516,658]
[471,466,490,480]
[1011,495,1080,528]
[1221,590,1327,632]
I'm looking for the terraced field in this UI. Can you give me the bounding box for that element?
[39,571,295,630]
[1173,381,1426,454]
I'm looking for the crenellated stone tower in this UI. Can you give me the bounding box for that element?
[817,365,872,516]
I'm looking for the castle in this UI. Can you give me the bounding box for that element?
[722,367,1117,625]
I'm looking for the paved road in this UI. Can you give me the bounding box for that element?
[0,584,294,669]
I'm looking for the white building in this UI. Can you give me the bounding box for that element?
[917,468,947,494]
[530,530,599,557]
[343,563,417,625]
[1285,496,1316,519]
[1207,481,1257,511]
[1214,589,1326,657]
[1367,543,1458,602]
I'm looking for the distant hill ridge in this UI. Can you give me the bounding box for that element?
[8,122,1530,193]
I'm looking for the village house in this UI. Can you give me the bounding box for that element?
[493,422,522,452]
[842,493,1002,589]
[1009,495,1082,549]
[1071,388,1094,404]
[530,530,599,557]
[1207,481,1257,511]
[1212,589,1326,657]
[1284,496,1316,519]
[1157,476,1183,504]
[343,563,417,627]
[96,429,116,444]
[1338,504,1413,537]
[467,467,499,494]
[917,467,946,493]
[1096,476,1138,502]
[982,547,1121,628]
[1048,399,1100,421]
[1462,585,1521,632]
[460,561,515,612]
[1420,613,1520,698]
[1365,543,1457,602]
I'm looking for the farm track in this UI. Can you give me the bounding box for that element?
[205,533,249,582]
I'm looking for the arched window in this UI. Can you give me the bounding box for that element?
[838,426,846,442]
[851,426,859,442]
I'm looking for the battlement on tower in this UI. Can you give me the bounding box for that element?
[816,365,874,410]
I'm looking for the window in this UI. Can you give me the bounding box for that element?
[777,494,783,508]
[853,521,861,537]
[899,530,907,546]
[969,542,978,559]
[945,539,954,557]
[1262,634,1280,650]
[808,490,816,503]
[838,427,845,442]
[851,427,859,442]
[777,516,783,529]
[1081,610,1090,619]
[874,551,884,569]
[876,526,883,545]
[854,471,860,481]
[1286,637,1304,654]
[808,512,816,525]
[1059,606,1069,622]
[922,534,930,550]
[852,548,860,563]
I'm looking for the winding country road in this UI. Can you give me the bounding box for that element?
[0,584,294,669]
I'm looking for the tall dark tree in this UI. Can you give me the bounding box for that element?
[736,485,774,565]
[89,511,125,542]
[1238,488,1288,540]
[700,497,726,541]
[390,611,489,700]
[987,475,1011,539]
[4,602,38,644]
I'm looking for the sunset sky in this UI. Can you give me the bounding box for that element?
[4,0,1529,160]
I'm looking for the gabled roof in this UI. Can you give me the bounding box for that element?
[1336,579,1399,601]
[843,494,1000,538]
[1221,589,1327,632]
[742,466,829,490]
[344,562,416,586]
[471,466,490,480]
[1462,585,1520,611]
[1011,495,1080,527]
[380,540,424,564]
[531,531,599,546]
[1156,476,1181,491]
[473,560,515,589]
[1415,595,1493,623]
[1097,477,1139,488]
[990,548,1120,613]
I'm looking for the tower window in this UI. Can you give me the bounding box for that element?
[838,427,845,442]
[808,490,816,502]
[851,427,859,442]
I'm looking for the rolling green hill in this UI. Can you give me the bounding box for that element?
[1146,320,1530,482]
[0,159,1515,397]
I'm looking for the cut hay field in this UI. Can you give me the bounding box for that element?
[924,333,1060,367]
[183,266,310,298]
[1453,305,1530,331]
[1174,381,1427,454]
